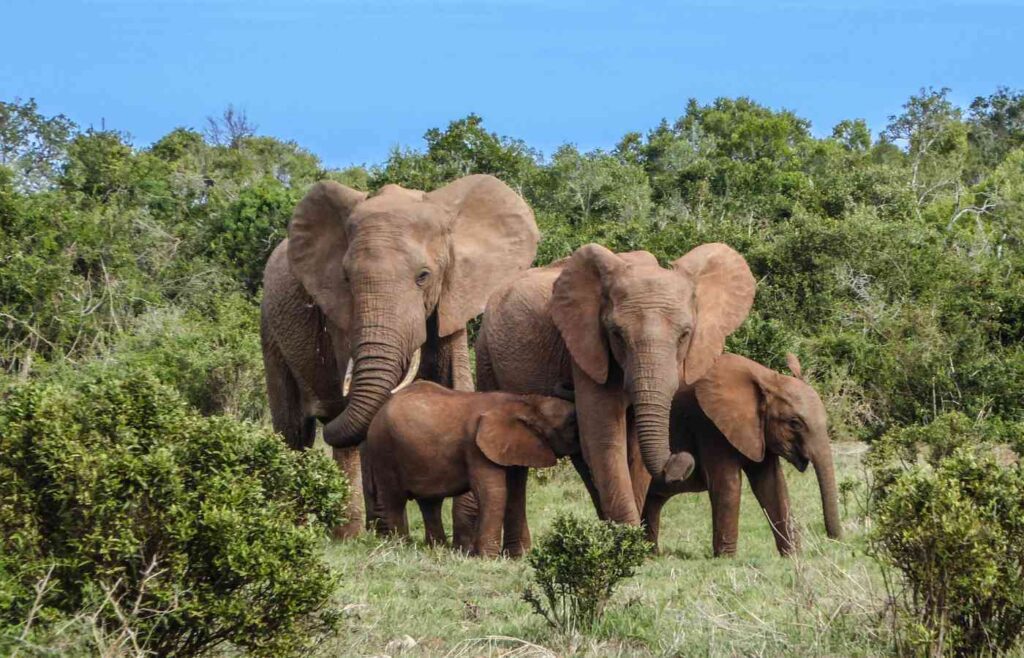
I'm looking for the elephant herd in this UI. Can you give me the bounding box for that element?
[260,174,842,558]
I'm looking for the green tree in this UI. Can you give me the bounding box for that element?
[967,86,1024,169]
[883,88,970,219]
[543,145,652,226]
[0,98,75,192]
[373,114,540,194]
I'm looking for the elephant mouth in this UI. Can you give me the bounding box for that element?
[342,348,421,398]
[794,455,810,473]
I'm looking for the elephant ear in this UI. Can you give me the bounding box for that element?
[427,175,539,337]
[475,407,557,468]
[673,243,756,385]
[287,181,367,332]
[549,244,625,384]
[694,355,766,462]
[785,352,803,380]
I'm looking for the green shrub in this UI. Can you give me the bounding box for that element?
[101,294,266,421]
[868,413,1024,656]
[200,177,299,294]
[523,514,650,634]
[0,370,348,657]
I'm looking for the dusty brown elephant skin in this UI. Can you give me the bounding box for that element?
[361,381,578,558]
[261,175,539,538]
[643,353,843,557]
[476,243,755,528]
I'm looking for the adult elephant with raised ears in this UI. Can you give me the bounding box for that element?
[477,243,755,533]
[261,174,539,538]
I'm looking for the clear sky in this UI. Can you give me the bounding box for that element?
[2,0,1021,168]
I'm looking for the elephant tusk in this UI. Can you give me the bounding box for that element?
[391,348,421,394]
[342,358,354,398]
[341,348,421,398]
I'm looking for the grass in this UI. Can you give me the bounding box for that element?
[316,443,891,657]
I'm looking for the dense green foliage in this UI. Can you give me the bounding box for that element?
[8,88,1021,439]
[523,514,651,633]
[0,370,348,656]
[868,413,1024,656]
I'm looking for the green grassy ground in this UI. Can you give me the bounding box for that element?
[318,444,888,657]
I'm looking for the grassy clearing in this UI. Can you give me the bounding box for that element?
[318,444,890,657]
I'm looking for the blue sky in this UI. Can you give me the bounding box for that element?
[2,0,1021,168]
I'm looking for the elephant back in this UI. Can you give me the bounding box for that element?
[479,266,573,395]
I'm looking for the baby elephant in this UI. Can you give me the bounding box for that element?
[362,381,578,557]
[643,353,842,557]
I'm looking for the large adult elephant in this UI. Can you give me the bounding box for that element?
[261,174,539,537]
[476,243,755,535]
[643,353,843,556]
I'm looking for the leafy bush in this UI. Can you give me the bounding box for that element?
[0,370,348,656]
[200,177,299,294]
[523,514,650,634]
[868,413,1024,656]
[99,294,266,421]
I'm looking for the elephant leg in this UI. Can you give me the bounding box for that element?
[421,320,474,392]
[331,446,365,540]
[417,498,447,547]
[573,364,638,524]
[468,457,508,558]
[745,456,798,556]
[474,332,496,392]
[501,467,530,558]
[641,492,670,553]
[361,453,384,535]
[263,338,316,450]
[570,453,606,520]
[705,461,742,557]
[379,496,409,540]
[451,494,477,554]
[445,327,474,393]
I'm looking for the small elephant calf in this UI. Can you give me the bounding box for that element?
[362,381,578,557]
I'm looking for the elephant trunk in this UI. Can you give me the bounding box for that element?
[323,324,407,448]
[632,390,672,477]
[631,365,690,483]
[812,444,843,540]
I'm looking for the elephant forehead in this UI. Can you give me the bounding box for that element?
[607,269,693,307]
[796,384,828,424]
[347,210,450,248]
[350,195,450,231]
[777,378,826,420]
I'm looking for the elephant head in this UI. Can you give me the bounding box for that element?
[695,353,842,539]
[288,174,539,447]
[549,243,755,483]
[475,397,579,468]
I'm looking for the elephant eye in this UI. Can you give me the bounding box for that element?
[416,269,430,286]
[787,417,803,430]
